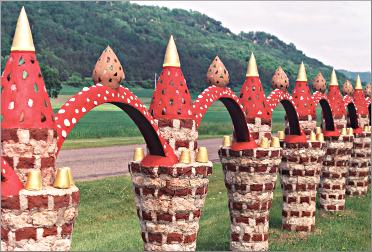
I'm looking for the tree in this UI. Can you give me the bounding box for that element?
[65,73,83,87]
[40,64,62,98]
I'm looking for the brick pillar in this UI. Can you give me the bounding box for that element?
[246,118,272,143]
[1,187,80,251]
[298,117,317,135]
[1,128,58,186]
[129,160,212,251]
[347,131,371,196]
[319,135,353,211]
[281,141,325,232]
[219,146,282,251]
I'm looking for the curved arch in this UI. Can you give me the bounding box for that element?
[346,102,359,129]
[266,89,301,135]
[193,85,250,142]
[55,84,176,161]
[312,92,335,131]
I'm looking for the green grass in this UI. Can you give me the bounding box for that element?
[72,164,371,251]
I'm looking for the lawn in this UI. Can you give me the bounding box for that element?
[54,86,323,150]
[71,164,371,251]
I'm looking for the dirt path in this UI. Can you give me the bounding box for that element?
[56,138,222,181]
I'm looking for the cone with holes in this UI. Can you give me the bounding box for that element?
[1,8,79,251]
[130,35,212,251]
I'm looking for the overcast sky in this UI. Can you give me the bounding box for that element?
[135,1,371,72]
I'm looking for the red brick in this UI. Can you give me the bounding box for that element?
[17,157,35,168]
[28,195,48,209]
[265,183,274,190]
[255,165,268,173]
[193,209,201,218]
[148,232,162,243]
[295,225,309,232]
[43,226,57,237]
[3,156,14,168]
[142,211,152,221]
[141,232,147,242]
[159,167,173,175]
[177,167,192,176]
[15,227,36,241]
[180,119,193,129]
[250,184,263,191]
[256,217,266,224]
[1,129,18,142]
[282,224,292,231]
[269,166,278,173]
[236,216,249,224]
[242,149,254,157]
[231,233,240,242]
[167,233,183,243]
[232,202,243,210]
[61,224,73,237]
[252,234,263,241]
[243,233,251,241]
[1,196,20,209]
[291,211,300,217]
[54,195,70,209]
[134,187,141,195]
[141,167,156,177]
[157,213,172,222]
[302,211,311,217]
[158,119,173,127]
[29,129,48,141]
[195,187,205,195]
[256,150,269,158]
[247,202,260,210]
[130,163,140,173]
[300,197,310,204]
[195,166,206,176]
[271,150,280,157]
[175,140,189,149]
[1,227,9,241]
[72,191,80,204]
[142,187,155,196]
[184,233,196,243]
[174,188,192,197]
[175,212,189,220]
[282,210,288,217]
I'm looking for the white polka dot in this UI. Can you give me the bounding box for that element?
[28,99,33,107]
[8,101,14,110]
[82,107,86,112]
[69,97,76,102]
[72,118,76,124]
[94,101,98,105]
[62,130,67,138]
[64,119,70,127]
[75,109,79,114]
[87,98,90,102]
[83,87,89,91]
[58,109,65,114]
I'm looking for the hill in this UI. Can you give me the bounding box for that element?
[338,70,371,84]
[1,1,363,97]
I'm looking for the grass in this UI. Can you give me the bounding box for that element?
[72,164,371,251]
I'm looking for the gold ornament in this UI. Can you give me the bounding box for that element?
[195,147,209,163]
[296,61,307,82]
[246,52,259,77]
[223,135,231,147]
[355,74,363,90]
[316,133,324,142]
[316,127,322,134]
[179,149,191,164]
[133,147,145,162]
[11,7,35,52]
[259,137,269,148]
[270,137,280,148]
[347,128,354,136]
[53,167,71,189]
[340,128,347,136]
[277,130,285,140]
[25,169,42,191]
[163,35,180,67]
[309,131,317,142]
[329,69,338,86]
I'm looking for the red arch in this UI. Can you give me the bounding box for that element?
[55,84,177,165]
[343,96,359,129]
[193,85,250,142]
[312,91,336,131]
[266,89,301,135]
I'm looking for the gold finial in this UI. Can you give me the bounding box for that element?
[163,35,180,67]
[270,137,281,148]
[11,7,35,52]
[316,127,322,134]
[296,61,307,81]
[53,167,71,189]
[363,125,370,132]
[223,135,231,147]
[64,167,75,186]
[347,127,354,136]
[133,147,145,162]
[309,131,317,142]
[277,130,285,140]
[340,128,347,136]
[246,52,259,77]
[25,169,42,191]
[329,69,338,86]
[179,149,191,164]
[355,74,362,90]
[195,147,209,163]
[316,133,324,142]
[259,137,269,148]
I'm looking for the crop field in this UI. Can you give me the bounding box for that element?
[71,164,371,251]
[53,86,322,149]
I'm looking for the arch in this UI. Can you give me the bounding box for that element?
[55,84,176,161]
[346,102,359,129]
[266,89,301,135]
[312,92,335,131]
[193,86,250,142]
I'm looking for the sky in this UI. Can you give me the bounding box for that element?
[135,1,371,72]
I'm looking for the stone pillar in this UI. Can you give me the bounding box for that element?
[319,135,353,211]
[1,128,58,186]
[129,160,212,251]
[219,145,282,251]
[346,131,371,196]
[1,186,80,251]
[281,141,325,232]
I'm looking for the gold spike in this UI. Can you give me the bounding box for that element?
[296,61,307,81]
[347,128,354,136]
[355,74,362,90]
[340,128,347,136]
[11,7,35,52]
[309,131,317,142]
[163,35,180,67]
[133,147,145,162]
[316,133,324,142]
[222,135,231,147]
[53,167,71,189]
[329,69,338,86]
[196,147,209,163]
[64,167,75,186]
[25,169,42,191]
[316,127,322,134]
[270,137,281,148]
[179,149,191,164]
[259,137,269,148]
[277,130,285,140]
[246,52,259,77]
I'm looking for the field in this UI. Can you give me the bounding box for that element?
[53,85,322,150]
[71,164,371,251]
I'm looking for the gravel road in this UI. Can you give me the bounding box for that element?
[56,138,222,181]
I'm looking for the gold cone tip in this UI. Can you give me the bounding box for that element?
[196,147,209,163]
[25,169,42,191]
[316,133,324,142]
[163,35,180,67]
[63,167,75,186]
[277,130,285,140]
[363,125,370,132]
[340,128,347,136]
[329,69,338,86]
[223,135,231,147]
[246,52,259,77]
[179,149,191,164]
[296,61,307,82]
[316,127,322,134]
[309,131,317,142]
[133,147,145,162]
[355,75,363,90]
[259,137,270,148]
[11,7,35,52]
[270,137,281,148]
[347,128,354,136]
[53,167,71,189]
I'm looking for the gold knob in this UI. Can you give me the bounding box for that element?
[340,128,347,136]
[259,137,270,148]
[347,128,354,136]
[179,149,191,164]
[133,147,145,162]
[53,167,71,189]
[270,137,280,148]
[316,133,324,142]
[309,131,317,142]
[25,169,42,191]
[222,135,231,147]
[196,147,209,163]
[277,130,285,140]
[316,127,322,134]
[364,125,370,132]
